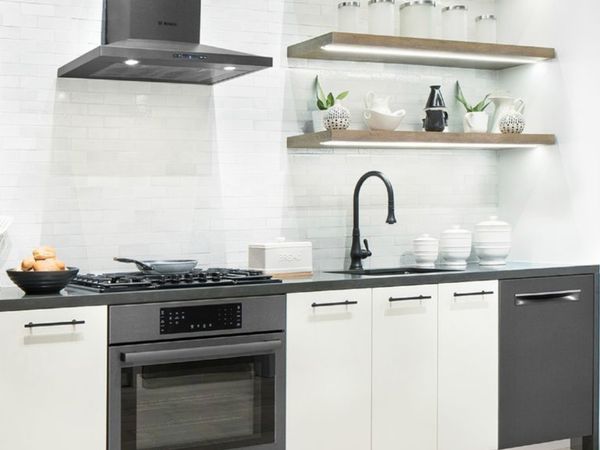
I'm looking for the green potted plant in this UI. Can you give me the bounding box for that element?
[313,76,349,132]
[456,81,491,133]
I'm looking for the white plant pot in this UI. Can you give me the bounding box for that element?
[312,110,326,132]
[463,111,489,133]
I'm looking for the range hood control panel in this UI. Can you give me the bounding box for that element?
[160,303,242,334]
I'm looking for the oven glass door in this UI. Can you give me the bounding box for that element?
[113,336,283,450]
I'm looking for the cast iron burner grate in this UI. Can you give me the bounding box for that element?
[69,268,281,293]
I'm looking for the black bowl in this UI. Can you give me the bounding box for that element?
[6,267,79,295]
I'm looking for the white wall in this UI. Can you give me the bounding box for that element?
[0,0,499,282]
[497,0,600,263]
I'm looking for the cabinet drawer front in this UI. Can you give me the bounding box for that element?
[499,275,594,448]
[372,285,437,450]
[438,280,499,450]
[286,290,371,450]
[0,306,107,450]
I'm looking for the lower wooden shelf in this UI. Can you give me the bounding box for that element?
[287,130,557,150]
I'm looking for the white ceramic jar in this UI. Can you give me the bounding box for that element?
[368,0,396,35]
[399,0,440,39]
[413,234,439,268]
[440,225,472,268]
[338,1,362,32]
[474,216,511,266]
[441,5,468,41]
[474,14,496,43]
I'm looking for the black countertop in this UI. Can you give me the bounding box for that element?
[0,262,597,312]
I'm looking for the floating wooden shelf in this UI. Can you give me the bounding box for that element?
[287,32,556,70]
[287,130,557,150]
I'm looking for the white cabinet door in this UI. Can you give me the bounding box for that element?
[286,289,372,450]
[0,306,107,450]
[438,281,499,450]
[372,285,438,450]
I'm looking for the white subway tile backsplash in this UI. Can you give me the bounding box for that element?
[0,0,498,281]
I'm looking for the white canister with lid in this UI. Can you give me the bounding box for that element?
[399,0,440,39]
[368,0,396,35]
[474,216,511,266]
[413,234,439,268]
[475,14,497,43]
[248,238,313,275]
[441,5,468,41]
[440,225,472,268]
[338,1,362,32]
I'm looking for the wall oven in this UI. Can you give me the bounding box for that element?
[108,295,286,450]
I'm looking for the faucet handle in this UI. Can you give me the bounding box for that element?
[363,239,372,258]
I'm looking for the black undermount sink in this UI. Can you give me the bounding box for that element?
[328,267,460,276]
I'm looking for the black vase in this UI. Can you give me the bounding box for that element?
[425,85,446,109]
[423,109,449,132]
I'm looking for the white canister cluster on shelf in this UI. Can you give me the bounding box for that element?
[475,14,497,43]
[441,5,468,41]
[398,0,440,39]
[439,225,472,268]
[338,1,362,33]
[473,216,512,266]
[412,234,439,268]
[368,0,396,35]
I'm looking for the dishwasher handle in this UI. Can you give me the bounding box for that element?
[121,340,282,366]
[515,290,581,306]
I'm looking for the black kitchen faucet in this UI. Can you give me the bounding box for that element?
[349,171,397,271]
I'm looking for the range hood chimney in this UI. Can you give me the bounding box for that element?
[58,0,272,85]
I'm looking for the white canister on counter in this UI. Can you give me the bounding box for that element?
[475,14,497,43]
[368,0,396,35]
[441,5,468,41]
[413,234,439,268]
[248,238,313,275]
[474,216,512,266]
[440,225,472,268]
[338,1,362,32]
[399,0,440,39]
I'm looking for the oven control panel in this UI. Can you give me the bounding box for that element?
[160,303,242,334]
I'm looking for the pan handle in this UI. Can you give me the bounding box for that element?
[113,257,154,272]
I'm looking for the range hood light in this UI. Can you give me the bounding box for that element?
[223,66,237,71]
[124,59,139,66]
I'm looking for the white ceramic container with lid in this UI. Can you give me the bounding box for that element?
[474,216,511,266]
[399,0,440,39]
[338,1,362,32]
[441,5,468,41]
[413,234,439,268]
[475,14,496,43]
[440,225,472,268]
[248,238,313,275]
[368,0,396,35]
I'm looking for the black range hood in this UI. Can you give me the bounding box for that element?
[57,0,273,85]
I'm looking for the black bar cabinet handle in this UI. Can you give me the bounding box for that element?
[24,320,86,329]
[311,300,358,308]
[389,295,432,303]
[515,290,581,306]
[454,290,494,298]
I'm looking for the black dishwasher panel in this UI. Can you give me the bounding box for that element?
[499,275,594,449]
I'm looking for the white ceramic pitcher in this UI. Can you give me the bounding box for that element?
[489,96,525,133]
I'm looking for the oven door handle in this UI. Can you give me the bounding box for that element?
[120,340,283,366]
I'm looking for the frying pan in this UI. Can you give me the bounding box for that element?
[114,257,198,274]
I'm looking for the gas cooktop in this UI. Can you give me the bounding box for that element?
[69,268,282,293]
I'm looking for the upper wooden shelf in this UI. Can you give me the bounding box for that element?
[287,32,556,70]
[287,130,557,150]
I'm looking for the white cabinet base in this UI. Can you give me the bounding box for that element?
[0,306,108,450]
